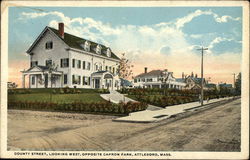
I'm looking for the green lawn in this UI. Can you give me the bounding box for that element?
[8,93,106,103]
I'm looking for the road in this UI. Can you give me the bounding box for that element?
[8,98,241,151]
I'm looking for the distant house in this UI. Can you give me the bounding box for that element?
[120,78,133,88]
[21,23,121,89]
[185,75,207,90]
[133,67,186,89]
[218,83,233,90]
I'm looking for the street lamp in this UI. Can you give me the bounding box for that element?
[197,47,208,106]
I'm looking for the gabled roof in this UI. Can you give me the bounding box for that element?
[26,65,49,72]
[175,78,186,83]
[186,76,206,84]
[205,83,216,88]
[135,70,163,78]
[49,27,120,60]
[219,83,232,88]
[27,26,120,61]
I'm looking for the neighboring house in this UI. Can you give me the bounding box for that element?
[218,83,233,90]
[120,78,133,88]
[184,75,208,90]
[21,23,121,89]
[205,83,217,90]
[133,68,186,89]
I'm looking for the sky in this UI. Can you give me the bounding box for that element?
[8,6,242,87]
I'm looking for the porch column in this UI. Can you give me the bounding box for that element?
[28,75,31,88]
[61,73,63,87]
[41,74,45,88]
[22,74,26,88]
[48,73,52,88]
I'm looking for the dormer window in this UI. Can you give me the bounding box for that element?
[45,41,53,50]
[96,44,102,54]
[106,48,111,57]
[84,41,90,52]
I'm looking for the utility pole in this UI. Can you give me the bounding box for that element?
[197,47,208,106]
[232,73,236,88]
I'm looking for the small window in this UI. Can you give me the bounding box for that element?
[82,61,86,70]
[84,41,90,52]
[63,74,67,84]
[87,62,91,70]
[61,58,69,68]
[77,60,81,69]
[134,79,137,83]
[106,48,111,57]
[72,59,75,68]
[96,45,102,54]
[45,41,53,50]
[105,66,108,71]
[45,60,52,67]
[30,61,38,67]
[31,76,35,85]
[95,64,98,71]
[88,77,91,85]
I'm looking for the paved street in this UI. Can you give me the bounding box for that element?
[8,98,240,151]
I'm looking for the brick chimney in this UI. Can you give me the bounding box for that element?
[58,23,64,39]
[144,67,147,73]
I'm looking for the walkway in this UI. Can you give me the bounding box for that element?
[101,90,237,123]
[100,90,162,110]
[113,97,235,123]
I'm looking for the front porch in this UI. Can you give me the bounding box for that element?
[21,66,63,88]
[91,71,120,90]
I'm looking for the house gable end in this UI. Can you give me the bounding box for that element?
[26,27,69,54]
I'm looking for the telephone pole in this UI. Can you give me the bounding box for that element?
[197,47,208,106]
[232,73,236,88]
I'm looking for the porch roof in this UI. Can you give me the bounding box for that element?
[21,65,63,75]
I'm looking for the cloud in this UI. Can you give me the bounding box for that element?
[15,9,242,84]
[175,9,241,29]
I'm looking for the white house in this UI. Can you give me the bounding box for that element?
[21,23,121,90]
[133,68,186,89]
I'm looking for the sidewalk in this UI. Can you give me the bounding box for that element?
[100,90,162,110]
[113,97,235,123]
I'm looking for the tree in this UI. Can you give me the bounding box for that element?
[117,53,133,87]
[235,72,241,95]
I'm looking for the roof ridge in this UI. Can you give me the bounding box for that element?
[48,26,108,49]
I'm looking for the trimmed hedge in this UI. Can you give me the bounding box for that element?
[8,101,147,115]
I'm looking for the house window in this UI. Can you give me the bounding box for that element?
[63,74,67,84]
[84,41,90,52]
[45,41,53,50]
[72,75,80,85]
[78,76,81,85]
[30,61,38,67]
[77,60,81,69]
[61,58,69,68]
[88,77,90,85]
[72,59,75,68]
[31,76,35,85]
[109,66,111,72]
[134,79,137,83]
[105,66,108,71]
[142,78,145,82]
[95,64,98,71]
[112,67,115,74]
[147,78,153,82]
[106,48,111,57]
[100,65,102,71]
[45,60,52,67]
[82,76,89,85]
[87,62,91,70]
[82,61,86,70]
[96,45,102,54]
